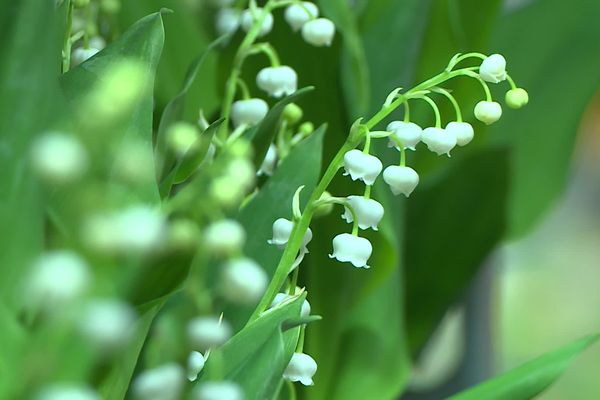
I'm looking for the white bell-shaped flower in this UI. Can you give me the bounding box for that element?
[132,363,185,400]
[187,351,206,382]
[284,2,319,31]
[258,144,278,176]
[240,7,274,37]
[329,233,372,269]
[71,47,100,66]
[78,299,136,352]
[386,121,422,150]
[256,66,297,98]
[421,127,457,156]
[343,149,383,185]
[383,165,419,197]
[479,54,507,83]
[445,121,474,146]
[231,98,269,127]
[193,381,243,400]
[267,218,313,250]
[187,316,232,351]
[474,101,502,125]
[270,292,311,317]
[35,384,100,400]
[341,196,384,231]
[30,131,88,184]
[204,219,246,255]
[221,258,268,304]
[26,251,91,310]
[283,353,318,386]
[301,18,335,47]
[215,8,241,36]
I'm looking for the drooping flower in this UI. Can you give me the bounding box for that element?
[283,353,318,386]
[342,149,383,185]
[231,98,269,127]
[35,384,100,400]
[386,121,422,150]
[256,66,298,97]
[187,351,206,382]
[204,219,246,255]
[445,121,474,147]
[30,131,88,184]
[221,258,268,304]
[421,127,457,156]
[474,101,502,125]
[267,218,313,250]
[71,47,100,66]
[131,363,185,400]
[215,8,241,36]
[270,291,311,317]
[194,381,244,400]
[78,299,136,352]
[258,144,278,176]
[240,7,274,37]
[329,233,372,269]
[479,54,507,83]
[187,316,232,351]
[383,165,419,197]
[284,2,319,31]
[301,18,335,47]
[505,88,529,109]
[341,196,384,231]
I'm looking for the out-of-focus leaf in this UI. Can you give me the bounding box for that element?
[199,295,306,399]
[247,87,314,170]
[488,0,600,238]
[449,334,600,400]
[405,148,509,355]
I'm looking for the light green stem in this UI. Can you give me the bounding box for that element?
[433,87,463,122]
[62,0,74,73]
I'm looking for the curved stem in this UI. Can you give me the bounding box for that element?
[433,87,463,122]
[447,52,487,71]
[247,42,281,67]
[403,99,411,122]
[419,95,442,128]
[236,78,251,99]
[62,0,74,73]
[463,70,493,101]
[363,185,372,200]
[506,74,518,90]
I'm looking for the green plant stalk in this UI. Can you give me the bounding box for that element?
[62,0,74,73]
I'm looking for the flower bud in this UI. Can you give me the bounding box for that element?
[505,88,529,109]
[132,363,185,400]
[387,121,422,150]
[313,191,334,217]
[299,121,314,135]
[479,54,507,83]
[240,8,274,37]
[221,258,268,304]
[383,165,419,197]
[30,132,88,185]
[204,219,246,255]
[283,103,303,125]
[445,121,474,147]
[71,47,100,66]
[215,8,241,36]
[421,127,457,156]
[231,98,269,127]
[329,233,372,268]
[193,381,243,400]
[341,196,384,231]
[89,36,106,51]
[26,251,91,310]
[258,144,278,176]
[267,218,313,250]
[284,2,319,32]
[167,122,199,156]
[301,18,335,47]
[167,219,201,252]
[342,149,383,185]
[187,351,206,382]
[35,384,100,400]
[78,299,136,352]
[283,353,318,386]
[474,101,502,125]
[187,317,232,350]
[256,66,297,98]
[270,291,311,317]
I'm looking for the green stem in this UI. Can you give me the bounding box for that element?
[506,74,518,90]
[463,70,493,101]
[363,185,371,200]
[419,95,442,128]
[433,87,463,122]
[403,99,411,122]
[62,0,74,73]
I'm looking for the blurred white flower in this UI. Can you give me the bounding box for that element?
[421,127,457,156]
[386,121,422,150]
[35,384,99,400]
[342,149,383,185]
[193,381,244,400]
[301,18,335,46]
[166,122,199,156]
[445,121,474,147]
[30,131,88,184]
[132,363,185,400]
[240,7,274,37]
[474,101,502,125]
[258,144,278,176]
[71,47,100,66]
[268,218,313,250]
[479,54,507,83]
[270,292,311,317]
[187,316,232,351]
[383,165,419,197]
[283,353,317,386]
[204,219,246,255]
[78,299,136,352]
[231,98,268,127]
[329,233,372,269]
[341,196,384,231]
[187,351,206,382]
[284,2,319,32]
[256,66,297,98]
[221,258,268,304]
[215,8,241,36]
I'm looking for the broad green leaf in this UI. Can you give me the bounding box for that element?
[488,0,600,238]
[449,334,600,400]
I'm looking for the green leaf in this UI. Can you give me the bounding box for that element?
[247,87,314,170]
[449,334,600,400]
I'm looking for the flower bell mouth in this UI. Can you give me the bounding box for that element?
[256,65,298,98]
[383,165,420,197]
[474,101,503,125]
[329,233,372,269]
[283,353,318,386]
[341,196,384,231]
[301,18,336,47]
[445,121,474,147]
[387,121,422,150]
[421,127,457,156]
[342,149,383,186]
[479,54,507,83]
[285,2,319,32]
